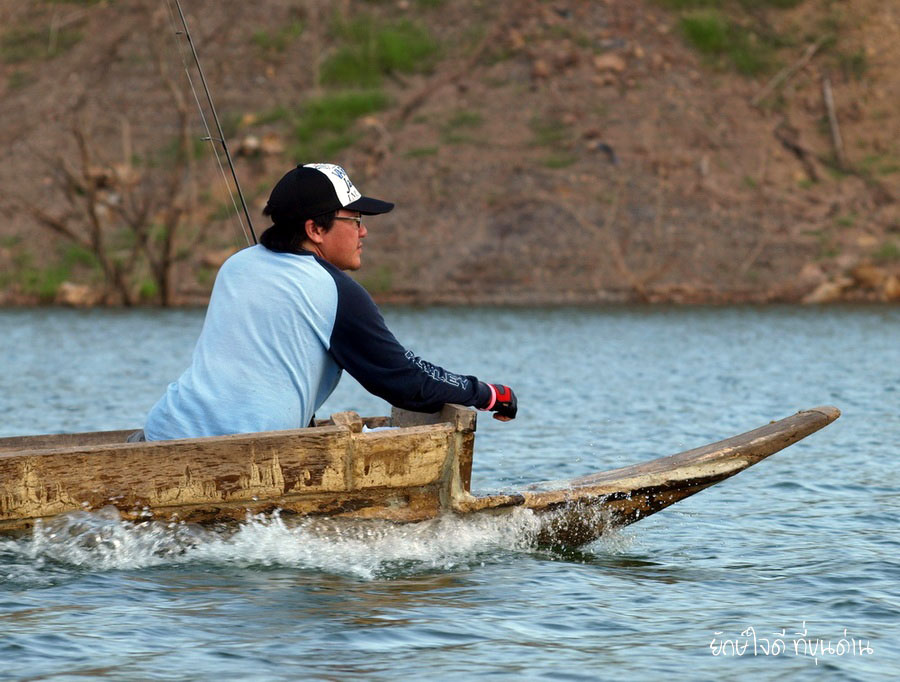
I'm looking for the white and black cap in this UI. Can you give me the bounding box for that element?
[265,163,394,226]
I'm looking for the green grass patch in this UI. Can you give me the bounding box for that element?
[1,25,82,63]
[862,155,900,177]
[405,146,439,158]
[252,21,304,55]
[834,213,856,228]
[0,242,101,300]
[656,0,722,9]
[7,69,33,90]
[61,244,99,269]
[292,90,390,158]
[542,152,577,169]
[5,250,70,302]
[157,135,210,165]
[446,110,483,128]
[747,0,805,8]
[657,0,804,76]
[680,10,777,75]
[138,278,158,301]
[872,241,900,264]
[321,16,438,87]
[836,49,868,80]
[255,105,291,126]
[440,110,483,145]
[529,115,572,148]
[657,0,803,9]
[681,11,730,53]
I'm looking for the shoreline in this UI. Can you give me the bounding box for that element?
[1,288,898,309]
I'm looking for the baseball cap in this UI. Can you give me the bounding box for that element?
[265,163,394,225]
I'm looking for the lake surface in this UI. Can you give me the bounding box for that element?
[1,305,898,680]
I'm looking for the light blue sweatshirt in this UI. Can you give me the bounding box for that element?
[144,245,490,440]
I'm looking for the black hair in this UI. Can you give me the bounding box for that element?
[259,210,337,254]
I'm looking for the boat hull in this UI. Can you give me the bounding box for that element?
[453,406,841,546]
[0,406,475,533]
[0,406,840,547]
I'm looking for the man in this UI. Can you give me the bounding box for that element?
[140,163,516,441]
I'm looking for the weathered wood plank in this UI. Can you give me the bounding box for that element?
[0,430,135,453]
[0,406,479,533]
[352,426,454,489]
[0,426,353,527]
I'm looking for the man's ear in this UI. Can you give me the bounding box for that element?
[304,219,324,244]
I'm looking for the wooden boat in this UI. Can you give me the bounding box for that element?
[0,405,839,546]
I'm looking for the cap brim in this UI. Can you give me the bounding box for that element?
[346,196,394,215]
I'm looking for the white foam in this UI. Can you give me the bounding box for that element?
[1,504,639,583]
[2,507,548,582]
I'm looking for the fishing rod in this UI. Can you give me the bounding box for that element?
[166,0,257,244]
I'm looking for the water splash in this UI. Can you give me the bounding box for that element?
[0,502,641,584]
[1,506,553,583]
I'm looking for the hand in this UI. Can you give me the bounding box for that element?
[484,383,517,421]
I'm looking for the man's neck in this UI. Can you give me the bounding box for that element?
[300,240,325,260]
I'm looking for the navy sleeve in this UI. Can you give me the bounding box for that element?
[323,264,491,413]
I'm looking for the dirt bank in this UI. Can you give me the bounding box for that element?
[0,0,897,306]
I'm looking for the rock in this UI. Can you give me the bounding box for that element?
[554,48,579,70]
[237,135,260,156]
[508,28,525,51]
[799,262,826,285]
[531,59,551,79]
[593,53,626,72]
[591,73,618,87]
[856,234,878,248]
[850,263,886,289]
[260,133,285,155]
[56,282,100,307]
[835,253,857,270]
[884,275,900,301]
[802,278,852,304]
[201,248,238,269]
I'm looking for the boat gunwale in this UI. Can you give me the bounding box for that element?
[0,421,456,459]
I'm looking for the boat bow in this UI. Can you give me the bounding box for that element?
[455,406,840,546]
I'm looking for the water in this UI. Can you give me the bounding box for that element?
[1,305,898,679]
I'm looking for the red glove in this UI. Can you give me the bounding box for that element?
[482,383,517,421]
